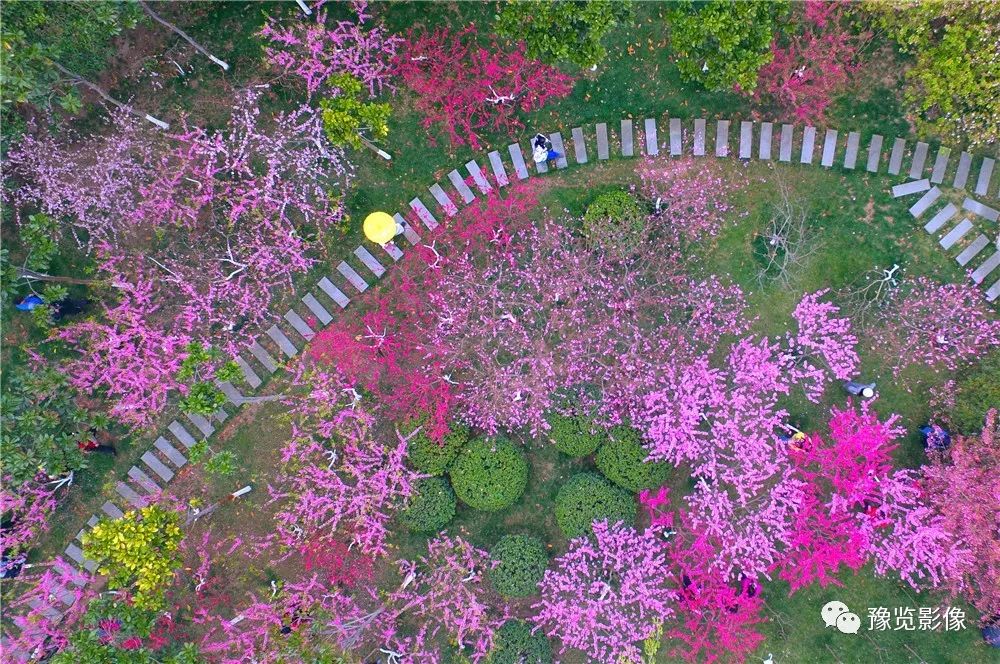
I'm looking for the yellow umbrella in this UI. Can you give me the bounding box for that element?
[363,211,398,245]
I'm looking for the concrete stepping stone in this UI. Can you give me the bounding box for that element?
[302,293,333,325]
[212,407,228,425]
[395,214,421,246]
[715,120,730,157]
[971,249,1000,284]
[487,151,509,187]
[337,261,369,293]
[549,132,569,168]
[956,235,990,267]
[283,309,315,341]
[429,184,459,216]
[156,435,190,465]
[963,197,1000,222]
[248,341,278,373]
[866,135,883,172]
[128,466,160,494]
[28,598,62,621]
[986,279,1000,303]
[234,356,262,389]
[909,187,941,217]
[940,218,973,249]
[923,203,957,233]
[115,482,145,509]
[467,159,492,192]
[670,118,682,155]
[186,412,215,438]
[143,450,176,480]
[694,119,707,156]
[216,380,245,406]
[409,197,440,231]
[909,141,929,179]
[644,118,659,156]
[800,126,816,164]
[102,501,125,519]
[266,324,299,358]
[953,152,972,189]
[447,169,476,203]
[54,587,77,606]
[318,276,350,309]
[888,138,906,175]
[87,515,100,528]
[571,127,588,164]
[621,119,634,157]
[974,157,994,196]
[354,245,385,278]
[821,129,837,167]
[508,143,530,179]
[739,121,752,159]
[168,420,198,448]
[844,131,860,169]
[596,122,610,160]
[930,147,950,183]
[779,124,793,162]
[892,179,930,198]
[759,122,773,160]
[64,544,97,573]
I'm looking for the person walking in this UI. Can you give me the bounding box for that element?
[532,132,561,164]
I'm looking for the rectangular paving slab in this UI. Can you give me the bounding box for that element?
[971,249,1000,284]
[301,293,333,325]
[380,241,403,263]
[186,412,215,437]
[843,131,860,169]
[779,124,793,162]
[621,119,634,157]
[266,324,298,358]
[65,543,97,573]
[508,143,530,179]
[670,118,682,155]
[409,197,439,230]
[429,184,459,216]
[128,466,160,494]
[596,122,610,160]
[800,126,816,164]
[909,141,929,179]
[953,152,972,189]
[694,119,706,156]
[337,261,369,293]
[892,179,930,197]
[102,501,125,519]
[975,157,995,195]
[821,129,838,167]
[142,450,175,480]
[739,121,752,159]
[317,276,350,309]
[283,309,315,341]
[956,235,990,267]
[986,279,1000,303]
[572,127,588,164]
[353,245,385,278]
[930,146,951,183]
[116,482,145,509]
[866,135,883,173]
[487,151,509,187]
[888,138,906,175]
[448,169,476,203]
[549,132,569,168]
[908,187,941,217]
[923,203,957,233]
[963,197,1000,222]
[248,341,279,373]
[216,380,245,406]
[644,118,658,156]
[716,120,730,157]
[466,159,492,193]
[154,437,188,467]
[395,214,421,246]
[168,420,198,448]
[234,356,261,389]
[759,122,772,160]
[940,218,973,249]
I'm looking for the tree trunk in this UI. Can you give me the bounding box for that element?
[138,1,230,71]
[49,61,170,129]
[16,267,108,287]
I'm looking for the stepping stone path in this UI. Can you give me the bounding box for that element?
[354,246,385,278]
[572,127,588,164]
[318,276,351,309]
[410,197,440,230]
[821,129,837,167]
[888,138,906,175]
[155,437,188,466]
[954,152,972,190]
[975,157,994,195]
[957,235,990,267]
[266,324,298,358]
[102,502,125,520]
[779,124,793,162]
[168,420,198,448]
[467,160,492,192]
[645,119,659,156]
[143,450,175,480]
[962,197,1000,222]
[694,119,707,156]
[429,184,458,216]
[337,261,369,293]
[115,482,145,509]
[550,132,569,168]
[931,147,950,183]
[596,123,610,160]
[621,119,634,157]
[248,341,279,373]
[448,169,476,204]
[716,120,730,157]
[396,214,421,246]
[892,179,930,197]
[940,219,973,249]
[128,466,160,494]
[235,356,262,388]
[216,380,245,406]
[508,144,529,179]
[739,121,752,159]
[186,412,215,438]
[909,141,929,179]
[302,293,333,325]
[908,187,941,217]
[844,132,860,169]
[800,126,816,164]
[867,135,883,173]
[971,249,1000,285]
[759,122,772,160]
[923,204,957,234]
[488,151,509,187]
[283,309,315,341]
[670,118,682,156]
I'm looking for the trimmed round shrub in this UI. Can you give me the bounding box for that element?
[488,535,548,597]
[407,423,470,475]
[595,425,670,492]
[582,189,647,258]
[555,472,636,538]
[449,437,528,511]
[547,413,605,457]
[399,477,457,533]
[488,620,553,664]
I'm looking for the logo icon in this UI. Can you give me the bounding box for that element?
[836,612,861,634]
[821,600,849,628]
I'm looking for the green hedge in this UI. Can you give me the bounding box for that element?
[595,425,670,491]
[488,535,548,597]
[449,437,528,511]
[399,477,457,533]
[555,472,636,538]
[582,189,647,258]
[488,620,553,664]
[547,413,606,457]
[407,423,471,475]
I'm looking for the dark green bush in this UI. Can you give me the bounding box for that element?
[595,425,670,491]
[407,423,471,475]
[488,620,553,664]
[951,349,1000,435]
[399,477,456,533]
[555,472,636,538]
[488,535,548,597]
[449,437,528,511]
[582,189,647,258]
[546,413,606,457]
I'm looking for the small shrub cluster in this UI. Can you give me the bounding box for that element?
[488,619,553,664]
[595,425,670,492]
[488,534,548,597]
[547,413,606,457]
[399,477,457,533]
[407,422,471,475]
[449,437,528,511]
[581,189,647,258]
[554,472,636,538]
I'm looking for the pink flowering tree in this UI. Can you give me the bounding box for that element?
[0,480,59,569]
[532,520,674,663]
[395,25,574,149]
[4,558,94,659]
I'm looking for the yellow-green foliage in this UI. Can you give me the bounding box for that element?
[320,73,391,149]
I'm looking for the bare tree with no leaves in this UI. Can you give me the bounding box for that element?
[754,179,819,287]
